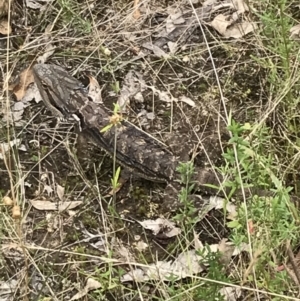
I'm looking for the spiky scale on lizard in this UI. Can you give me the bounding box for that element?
[32,63,223,194]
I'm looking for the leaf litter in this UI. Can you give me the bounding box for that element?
[30,175,83,211]
[8,0,255,128]
[122,198,240,285]
[139,0,256,57]
[0,279,18,301]
[117,69,195,124]
[2,0,260,299]
[137,217,181,237]
[121,235,249,283]
[209,0,257,39]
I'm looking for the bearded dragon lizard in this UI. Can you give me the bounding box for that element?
[32,63,223,195]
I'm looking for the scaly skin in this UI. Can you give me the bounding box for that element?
[33,63,178,183]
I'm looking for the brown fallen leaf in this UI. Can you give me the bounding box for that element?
[211,14,233,36]
[10,67,35,100]
[122,238,250,283]
[30,200,83,211]
[223,21,257,39]
[56,184,65,201]
[0,19,11,35]
[87,75,102,103]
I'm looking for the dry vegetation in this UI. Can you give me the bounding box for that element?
[1,0,300,300]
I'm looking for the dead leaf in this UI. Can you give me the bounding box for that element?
[122,250,205,282]
[2,87,38,126]
[232,0,249,14]
[209,196,237,215]
[115,245,136,262]
[202,0,217,6]
[211,14,233,36]
[141,0,252,57]
[135,241,148,252]
[88,75,102,103]
[209,0,255,39]
[0,279,18,298]
[210,0,246,13]
[193,231,204,250]
[43,184,53,195]
[290,24,300,40]
[166,10,185,33]
[56,184,65,201]
[122,268,145,282]
[223,21,257,39]
[167,41,178,54]
[122,238,249,283]
[218,239,236,265]
[11,67,35,101]
[30,200,83,211]
[70,278,102,300]
[5,70,41,126]
[0,139,22,160]
[196,196,237,220]
[175,250,204,275]
[21,83,42,104]
[142,42,170,58]
[219,287,242,301]
[0,19,11,35]
[147,85,196,108]
[138,218,181,237]
[2,102,24,124]
[26,0,53,10]
[146,112,155,120]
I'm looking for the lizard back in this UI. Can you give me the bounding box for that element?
[33,64,177,182]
